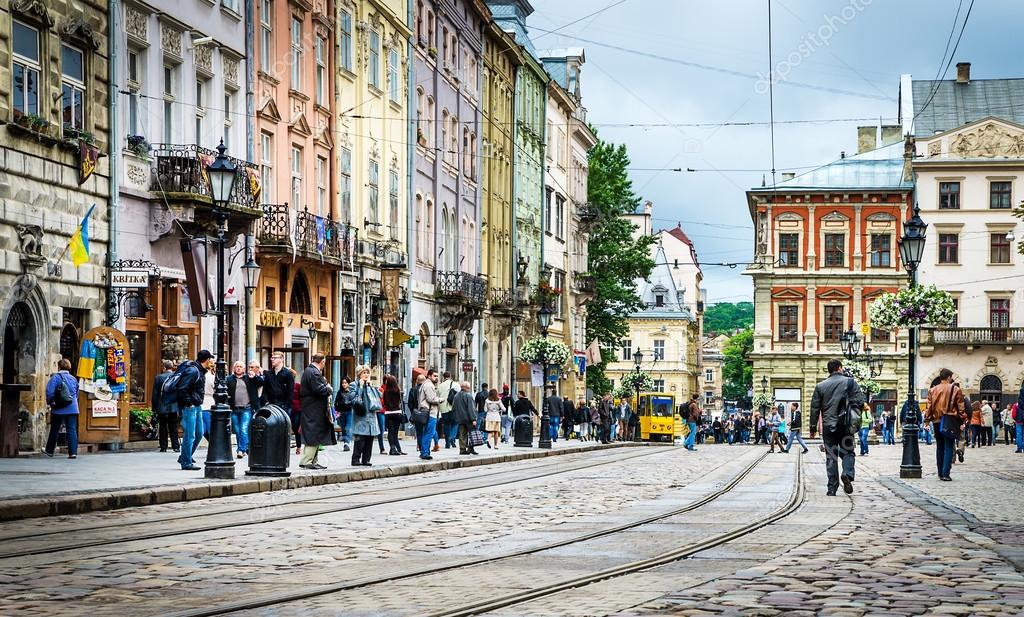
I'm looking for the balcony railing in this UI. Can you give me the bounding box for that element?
[577,205,599,224]
[150,143,260,213]
[436,271,488,307]
[927,327,1024,346]
[258,204,357,269]
[573,272,596,294]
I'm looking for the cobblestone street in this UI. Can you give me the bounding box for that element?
[0,442,1021,616]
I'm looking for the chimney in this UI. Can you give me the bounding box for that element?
[902,133,915,184]
[781,172,796,181]
[956,62,970,84]
[644,200,653,216]
[857,126,877,154]
[880,125,902,147]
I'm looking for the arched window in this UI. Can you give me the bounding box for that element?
[289,273,312,315]
[425,198,434,265]
[415,193,424,261]
[463,126,470,173]
[426,11,435,47]
[416,87,424,135]
[418,323,430,368]
[441,109,449,161]
[980,375,1003,406]
[449,116,458,166]
[461,215,469,269]
[416,1,423,41]
[468,221,476,272]
[426,96,435,147]
[470,132,477,179]
[440,205,449,269]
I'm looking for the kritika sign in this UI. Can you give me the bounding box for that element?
[110,270,150,288]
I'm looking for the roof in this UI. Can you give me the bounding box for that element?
[487,0,539,56]
[911,78,1024,137]
[629,245,693,320]
[750,141,912,192]
[663,226,700,272]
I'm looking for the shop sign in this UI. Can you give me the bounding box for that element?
[260,311,284,328]
[110,270,150,288]
[92,400,118,418]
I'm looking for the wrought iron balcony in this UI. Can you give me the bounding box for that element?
[491,288,519,309]
[573,272,596,294]
[436,271,488,307]
[257,204,357,270]
[150,143,262,216]
[925,327,1024,346]
[577,204,599,225]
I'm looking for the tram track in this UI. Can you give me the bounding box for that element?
[164,449,776,617]
[0,446,672,561]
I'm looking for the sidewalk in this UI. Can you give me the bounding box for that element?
[0,436,639,521]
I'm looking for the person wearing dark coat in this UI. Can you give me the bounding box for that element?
[262,352,296,448]
[152,359,179,452]
[452,381,478,455]
[298,354,334,470]
[562,397,576,439]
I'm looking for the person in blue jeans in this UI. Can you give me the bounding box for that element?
[545,388,562,442]
[858,405,872,456]
[173,350,216,470]
[227,360,264,459]
[44,358,80,458]
[417,370,443,459]
[919,423,933,445]
[683,394,701,451]
[926,368,967,481]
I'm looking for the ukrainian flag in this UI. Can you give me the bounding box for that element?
[70,204,95,267]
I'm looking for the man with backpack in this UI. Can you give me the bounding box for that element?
[44,358,80,459]
[810,359,864,495]
[152,359,179,453]
[684,394,702,451]
[165,350,215,470]
[437,372,458,449]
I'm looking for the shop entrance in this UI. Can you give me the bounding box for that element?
[1,303,35,456]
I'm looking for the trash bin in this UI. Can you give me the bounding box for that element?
[513,413,533,447]
[246,404,292,477]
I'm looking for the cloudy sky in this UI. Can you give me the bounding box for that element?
[527,0,1023,304]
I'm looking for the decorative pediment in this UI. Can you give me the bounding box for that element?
[314,125,334,149]
[11,0,54,27]
[866,212,895,222]
[821,210,849,222]
[160,22,182,59]
[771,287,806,300]
[863,288,891,300]
[60,16,102,51]
[125,5,149,43]
[818,289,851,300]
[776,212,803,221]
[258,97,282,123]
[290,112,312,137]
[949,121,1024,158]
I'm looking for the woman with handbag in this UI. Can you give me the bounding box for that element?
[926,368,967,481]
[382,374,407,455]
[484,389,504,449]
[351,366,382,466]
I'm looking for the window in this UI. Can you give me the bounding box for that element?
[470,133,477,179]
[778,305,798,341]
[870,234,891,267]
[654,292,665,308]
[990,299,1010,329]
[824,234,845,267]
[705,368,714,383]
[194,78,207,144]
[442,27,449,68]
[127,48,144,136]
[316,156,327,216]
[368,158,379,222]
[340,147,352,222]
[259,0,272,73]
[290,146,302,207]
[12,20,40,117]
[315,36,327,105]
[938,233,959,264]
[389,168,400,233]
[991,233,1011,264]
[621,341,632,361]
[823,306,844,342]
[426,96,435,148]
[653,379,665,392]
[653,339,665,360]
[260,132,273,205]
[425,199,434,261]
[778,233,799,267]
[463,126,470,172]
[949,298,959,327]
[368,30,380,89]
[339,10,353,72]
[59,45,86,134]
[553,271,566,317]
[162,64,177,143]
[441,109,449,161]
[871,327,889,343]
[939,181,960,209]
[705,391,715,406]
[990,181,1012,209]
[388,48,399,102]
[290,17,302,90]
[556,195,565,239]
[222,0,239,12]
[449,116,458,166]
[223,91,234,149]
[342,292,356,324]
[415,194,425,260]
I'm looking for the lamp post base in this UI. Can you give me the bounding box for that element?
[205,403,236,480]
[538,415,552,449]
[899,423,922,480]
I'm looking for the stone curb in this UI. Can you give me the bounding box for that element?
[0,442,643,522]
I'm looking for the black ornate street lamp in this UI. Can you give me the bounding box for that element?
[537,303,553,449]
[632,348,644,436]
[759,375,769,416]
[898,205,927,479]
[839,326,861,361]
[205,141,237,480]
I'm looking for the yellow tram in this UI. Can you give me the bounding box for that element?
[634,392,683,442]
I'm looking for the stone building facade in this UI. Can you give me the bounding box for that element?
[0,0,110,452]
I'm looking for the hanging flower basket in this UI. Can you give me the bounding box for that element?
[620,371,654,393]
[844,361,881,396]
[519,336,571,366]
[752,392,775,410]
[868,285,956,330]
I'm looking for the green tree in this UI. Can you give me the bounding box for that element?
[722,327,753,403]
[584,136,656,394]
[703,301,754,335]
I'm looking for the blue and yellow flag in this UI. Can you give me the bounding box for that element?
[70,204,95,267]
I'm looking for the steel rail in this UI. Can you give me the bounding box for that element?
[165,449,771,617]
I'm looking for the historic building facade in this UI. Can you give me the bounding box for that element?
[701,334,728,415]
[113,0,250,412]
[0,0,111,452]
[409,0,488,381]
[745,139,913,426]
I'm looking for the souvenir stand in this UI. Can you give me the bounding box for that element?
[75,326,131,446]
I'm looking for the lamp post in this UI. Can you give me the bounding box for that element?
[898,205,927,479]
[241,251,261,363]
[204,141,237,480]
[537,303,553,449]
[839,327,861,361]
[632,348,644,440]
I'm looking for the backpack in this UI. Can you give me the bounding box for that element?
[51,374,74,408]
[160,362,193,406]
[446,381,457,406]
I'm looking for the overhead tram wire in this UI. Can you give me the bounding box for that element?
[532,0,630,42]
[914,0,974,125]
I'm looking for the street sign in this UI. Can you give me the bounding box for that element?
[110,269,150,288]
[861,321,870,335]
[390,329,414,347]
